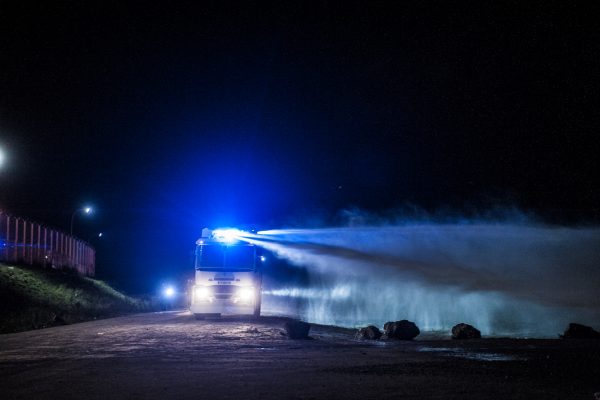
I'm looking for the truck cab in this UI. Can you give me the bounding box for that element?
[190,228,262,319]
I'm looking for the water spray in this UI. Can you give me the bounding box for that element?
[236,223,600,337]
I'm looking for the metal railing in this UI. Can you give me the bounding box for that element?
[0,210,95,276]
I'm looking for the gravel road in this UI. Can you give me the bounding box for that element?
[1,311,598,399]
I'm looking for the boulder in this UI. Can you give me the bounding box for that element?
[283,320,311,339]
[383,320,420,340]
[561,323,600,339]
[355,325,382,340]
[451,323,481,340]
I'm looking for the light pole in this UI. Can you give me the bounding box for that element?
[70,206,92,236]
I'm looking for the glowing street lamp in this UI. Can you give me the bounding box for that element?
[0,146,6,168]
[70,206,93,236]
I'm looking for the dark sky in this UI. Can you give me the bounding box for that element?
[1,2,599,291]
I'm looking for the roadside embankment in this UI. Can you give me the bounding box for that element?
[0,263,152,333]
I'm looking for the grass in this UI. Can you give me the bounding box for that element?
[0,262,152,333]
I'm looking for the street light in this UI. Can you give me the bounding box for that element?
[70,206,93,236]
[0,146,5,168]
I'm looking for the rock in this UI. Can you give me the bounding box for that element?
[451,323,481,340]
[561,323,600,339]
[283,320,310,339]
[355,325,382,340]
[382,320,420,340]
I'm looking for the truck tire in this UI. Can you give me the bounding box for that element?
[195,313,220,320]
[253,291,262,318]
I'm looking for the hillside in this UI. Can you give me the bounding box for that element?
[0,263,151,333]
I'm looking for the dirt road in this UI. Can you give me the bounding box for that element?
[1,311,598,399]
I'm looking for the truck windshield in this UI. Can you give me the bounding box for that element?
[197,245,255,271]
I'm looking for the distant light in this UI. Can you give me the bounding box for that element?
[98,232,103,237]
[0,147,5,167]
[260,256,266,262]
[84,207,92,214]
[163,286,175,298]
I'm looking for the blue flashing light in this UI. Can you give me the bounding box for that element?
[212,228,243,243]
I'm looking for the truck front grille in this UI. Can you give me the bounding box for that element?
[213,285,236,299]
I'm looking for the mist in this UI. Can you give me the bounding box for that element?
[242,221,600,337]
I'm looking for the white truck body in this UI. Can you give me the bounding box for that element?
[190,229,262,318]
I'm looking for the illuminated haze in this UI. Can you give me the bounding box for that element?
[240,221,600,337]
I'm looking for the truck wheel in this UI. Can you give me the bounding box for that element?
[195,313,220,320]
[253,294,262,318]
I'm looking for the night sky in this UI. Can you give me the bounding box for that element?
[1,2,599,292]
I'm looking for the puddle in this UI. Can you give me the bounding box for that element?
[418,347,525,362]
[458,352,524,361]
[234,345,277,350]
[212,336,241,341]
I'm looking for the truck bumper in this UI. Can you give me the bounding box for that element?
[190,300,254,316]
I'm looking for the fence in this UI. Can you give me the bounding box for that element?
[0,211,95,276]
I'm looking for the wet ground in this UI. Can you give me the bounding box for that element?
[1,311,599,399]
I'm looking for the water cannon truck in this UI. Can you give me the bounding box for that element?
[190,228,262,319]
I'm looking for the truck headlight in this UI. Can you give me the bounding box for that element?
[236,286,254,303]
[195,286,212,301]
